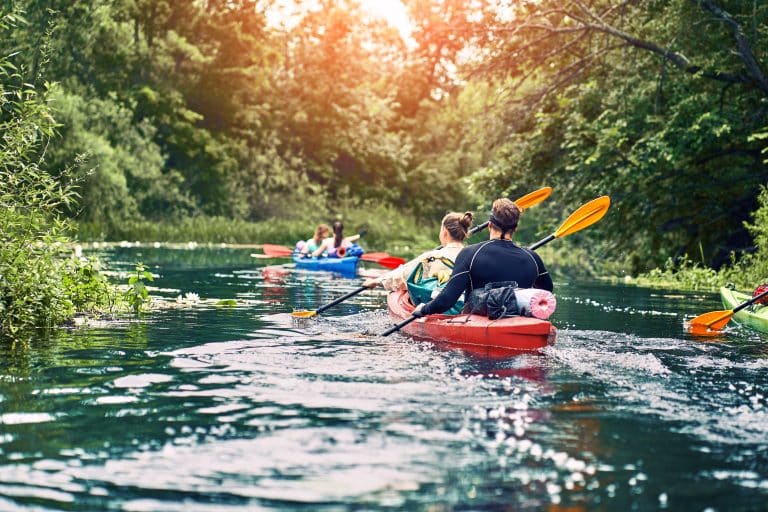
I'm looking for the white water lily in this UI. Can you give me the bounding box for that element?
[184,292,200,303]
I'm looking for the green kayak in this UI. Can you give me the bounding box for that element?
[719,286,768,333]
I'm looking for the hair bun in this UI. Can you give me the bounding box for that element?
[460,212,473,230]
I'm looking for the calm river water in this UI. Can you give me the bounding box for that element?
[0,247,766,511]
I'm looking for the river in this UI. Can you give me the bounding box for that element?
[0,246,766,510]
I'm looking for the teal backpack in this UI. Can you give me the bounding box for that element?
[405,257,464,315]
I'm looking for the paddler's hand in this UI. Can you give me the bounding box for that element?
[412,303,426,318]
[363,278,379,289]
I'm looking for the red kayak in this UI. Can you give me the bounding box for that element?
[386,290,556,354]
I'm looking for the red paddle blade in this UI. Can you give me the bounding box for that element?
[360,252,390,261]
[262,244,293,257]
[374,256,406,269]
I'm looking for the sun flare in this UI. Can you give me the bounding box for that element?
[267,1,414,46]
[359,0,413,41]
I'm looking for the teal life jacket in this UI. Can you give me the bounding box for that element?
[406,256,463,315]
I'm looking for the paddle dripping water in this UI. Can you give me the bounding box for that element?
[0,247,766,511]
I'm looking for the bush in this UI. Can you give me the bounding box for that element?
[0,10,116,341]
[632,186,768,292]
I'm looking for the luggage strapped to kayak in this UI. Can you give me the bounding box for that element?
[465,281,520,320]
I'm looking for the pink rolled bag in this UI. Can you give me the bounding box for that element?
[515,288,557,319]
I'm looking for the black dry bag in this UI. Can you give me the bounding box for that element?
[466,281,520,320]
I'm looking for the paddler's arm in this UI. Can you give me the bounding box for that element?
[530,251,554,292]
[363,250,432,290]
[418,250,471,316]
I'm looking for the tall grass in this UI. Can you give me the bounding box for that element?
[76,202,437,256]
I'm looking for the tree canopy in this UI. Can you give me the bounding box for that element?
[3,0,767,272]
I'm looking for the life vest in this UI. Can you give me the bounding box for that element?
[406,256,464,315]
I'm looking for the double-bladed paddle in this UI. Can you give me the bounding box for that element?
[252,244,406,268]
[380,195,611,336]
[292,187,554,319]
[687,288,768,334]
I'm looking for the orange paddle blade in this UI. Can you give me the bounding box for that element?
[554,196,611,238]
[688,310,734,332]
[291,310,318,318]
[516,186,552,211]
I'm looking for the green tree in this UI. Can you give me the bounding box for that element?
[456,0,768,271]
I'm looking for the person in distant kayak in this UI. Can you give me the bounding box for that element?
[299,224,331,256]
[753,283,768,305]
[362,211,474,291]
[311,220,361,258]
[413,198,553,317]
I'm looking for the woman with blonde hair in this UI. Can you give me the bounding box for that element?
[363,211,474,291]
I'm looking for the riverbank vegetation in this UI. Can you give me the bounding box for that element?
[634,186,768,291]
[3,1,768,337]
[0,10,115,340]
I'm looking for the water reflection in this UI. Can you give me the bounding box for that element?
[0,247,766,510]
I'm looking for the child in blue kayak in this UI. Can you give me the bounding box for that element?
[301,221,362,258]
[298,224,330,256]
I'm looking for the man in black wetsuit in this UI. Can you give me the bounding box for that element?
[414,198,553,317]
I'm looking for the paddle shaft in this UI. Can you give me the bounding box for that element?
[315,286,368,315]
[732,288,768,315]
[382,315,419,336]
[468,221,489,237]
[528,234,555,251]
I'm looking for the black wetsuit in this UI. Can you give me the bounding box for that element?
[420,239,554,316]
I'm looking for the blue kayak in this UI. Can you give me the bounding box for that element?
[292,244,363,275]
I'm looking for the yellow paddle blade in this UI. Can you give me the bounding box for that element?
[515,186,552,211]
[688,310,733,332]
[291,310,318,318]
[554,196,611,238]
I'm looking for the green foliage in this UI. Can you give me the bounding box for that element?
[0,8,120,341]
[635,186,768,291]
[44,90,195,225]
[124,263,153,315]
[5,0,768,288]
[463,0,768,274]
[735,185,768,285]
[62,256,117,313]
[0,9,73,338]
[633,256,723,291]
[76,201,436,255]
